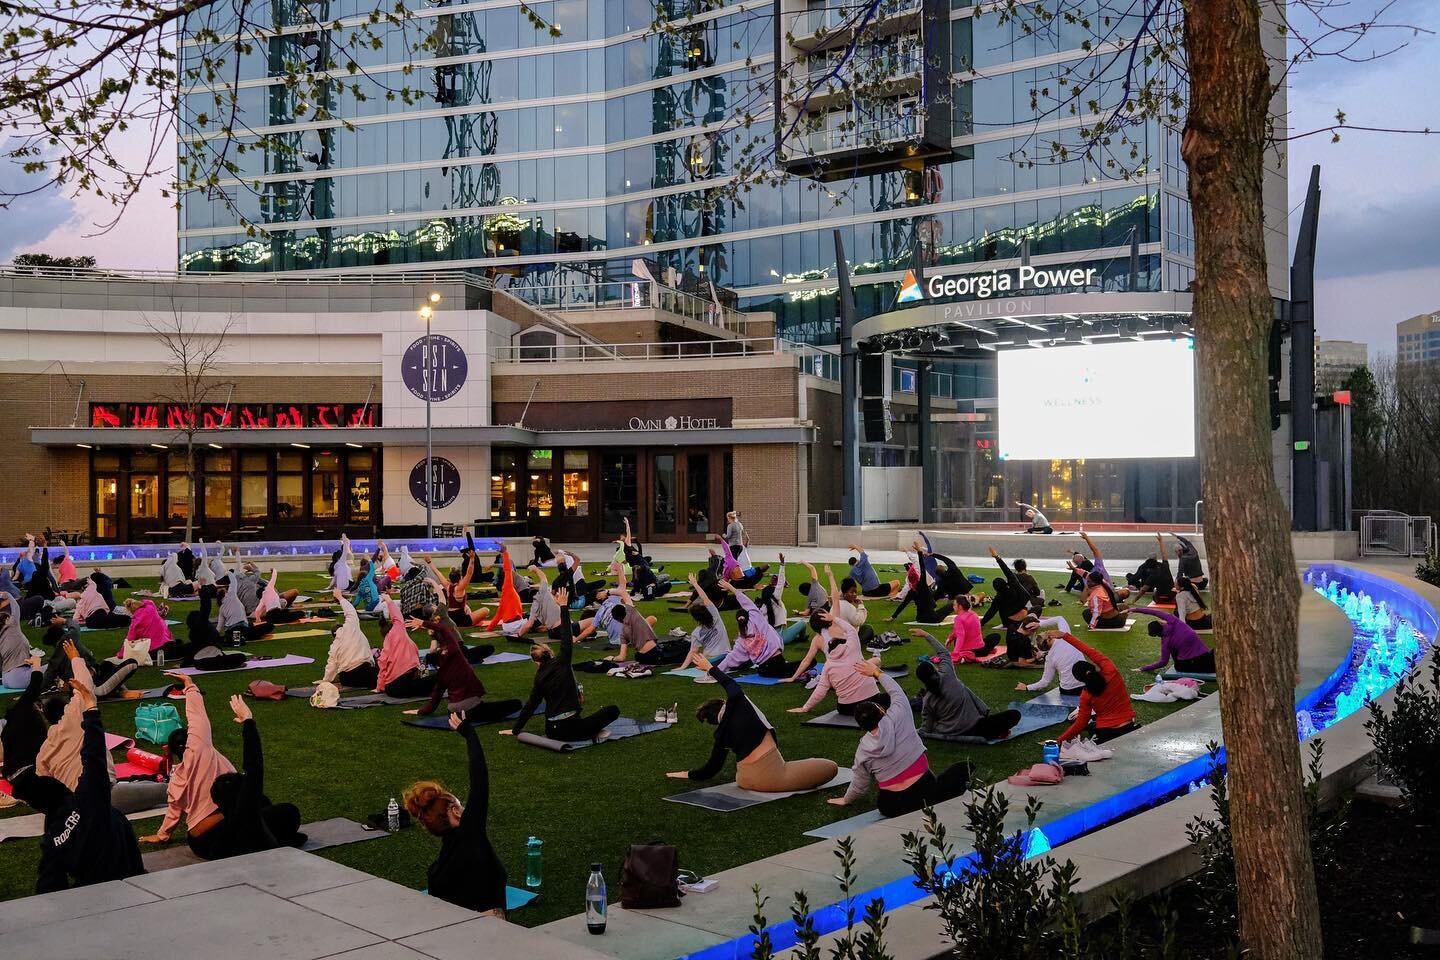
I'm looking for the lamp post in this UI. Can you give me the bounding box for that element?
[418,291,442,538]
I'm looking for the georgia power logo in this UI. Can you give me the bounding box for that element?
[897,269,924,304]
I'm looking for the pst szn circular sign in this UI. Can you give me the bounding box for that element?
[402,335,468,402]
[410,457,461,509]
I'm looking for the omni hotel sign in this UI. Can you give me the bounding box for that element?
[494,398,733,432]
[627,414,720,431]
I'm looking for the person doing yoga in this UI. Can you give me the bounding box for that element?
[168,586,247,672]
[501,593,620,743]
[786,610,885,716]
[1084,572,1129,630]
[1013,617,1088,697]
[847,544,898,598]
[217,576,275,646]
[406,712,509,917]
[1132,607,1216,675]
[186,695,305,860]
[319,590,378,689]
[666,653,839,793]
[1,592,37,690]
[376,598,437,698]
[404,600,521,722]
[1128,534,1177,605]
[613,571,680,665]
[712,579,791,677]
[1055,637,1138,745]
[72,577,129,630]
[676,573,732,671]
[9,646,144,893]
[480,545,525,630]
[1173,576,1212,630]
[828,664,974,817]
[1170,534,1208,589]
[253,568,305,624]
[1016,500,1053,534]
[1060,550,1095,593]
[140,675,237,848]
[915,633,1021,741]
[121,597,172,652]
[888,565,953,625]
[911,594,995,663]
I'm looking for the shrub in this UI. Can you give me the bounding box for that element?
[1366,655,1440,820]
[1415,552,1440,589]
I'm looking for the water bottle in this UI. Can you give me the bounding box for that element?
[386,797,400,833]
[526,836,544,889]
[156,649,166,668]
[1042,740,1060,764]
[585,863,607,935]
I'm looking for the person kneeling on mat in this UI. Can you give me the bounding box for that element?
[828,661,973,818]
[501,591,619,743]
[712,578,790,678]
[9,644,144,893]
[404,589,521,723]
[666,652,838,793]
[405,711,509,918]
[1132,607,1215,676]
[915,633,1020,741]
[786,609,885,716]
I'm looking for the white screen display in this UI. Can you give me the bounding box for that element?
[996,338,1196,460]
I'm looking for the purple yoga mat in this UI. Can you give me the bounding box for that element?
[171,654,314,676]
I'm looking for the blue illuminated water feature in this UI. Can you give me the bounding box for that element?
[677,564,1437,960]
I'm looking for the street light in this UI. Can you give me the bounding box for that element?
[419,292,442,538]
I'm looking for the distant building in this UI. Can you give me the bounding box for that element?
[1315,339,1368,393]
[1397,311,1440,365]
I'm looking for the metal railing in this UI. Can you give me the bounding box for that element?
[1359,511,1436,558]
[492,336,783,364]
[0,263,489,287]
[808,113,919,155]
[789,0,920,39]
[501,280,751,337]
[778,340,841,381]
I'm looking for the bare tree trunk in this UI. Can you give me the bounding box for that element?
[1181,2,1323,957]
[186,439,196,542]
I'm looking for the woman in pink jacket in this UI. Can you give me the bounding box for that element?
[786,610,887,716]
[120,598,172,652]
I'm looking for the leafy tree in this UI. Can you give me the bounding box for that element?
[11,253,97,268]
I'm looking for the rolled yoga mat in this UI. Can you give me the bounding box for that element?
[664,768,853,812]
[514,717,671,753]
[1162,669,1217,681]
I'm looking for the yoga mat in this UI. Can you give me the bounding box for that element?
[1089,618,1137,632]
[665,667,708,679]
[515,717,670,753]
[664,768,853,812]
[804,809,886,839]
[283,684,360,699]
[905,616,956,627]
[507,886,539,911]
[0,684,29,696]
[81,618,182,632]
[114,761,164,780]
[290,616,334,624]
[2,806,165,842]
[954,646,1007,665]
[142,845,205,871]
[267,629,334,640]
[802,710,859,729]
[1027,687,1082,708]
[881,664,909,677]
[1162,669,1217,681]
[334,693,428,710]
[299,817,386,851]
[402,704,538,730]
[468,630,506,640]
[735,673,786,686]
[481,651,531,665]
[170,653,314,676]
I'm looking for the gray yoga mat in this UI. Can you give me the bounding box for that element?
[921,701,1073,744]
[171,653,314,675]
[299,817,387,851]
[402,703,540,730]
[664,767,852,812]
[515,717,671,753]
[804,809,886,839]
[1162,669,1217,681]
[802,710,860,729]
[333,693,428,710]
[1,806,165,842]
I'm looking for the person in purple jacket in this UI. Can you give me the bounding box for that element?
[1131,607,1215,674]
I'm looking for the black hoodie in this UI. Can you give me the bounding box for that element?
[34,710,145,892]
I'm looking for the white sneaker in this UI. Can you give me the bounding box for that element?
[1081,737,1114,760]
[667,703,679,724]
[1058,741,1093,762]
[655,708,667,723]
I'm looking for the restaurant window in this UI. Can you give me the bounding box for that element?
[166,453,191,524]
[204,451,233,521]
[312,452,341,518]
[685,453,710,534]
[600,452,636,535]
[94,476,118,540]
[654,454,677,534]
[346,450,373,520]
[492,451,519,519]
[562,450,590,517]
[240,451,269,522]
[129,453,160,521]
[527,448,553,518]
[276,451,304,521]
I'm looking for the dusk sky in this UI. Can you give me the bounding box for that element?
[3,1,1436,360]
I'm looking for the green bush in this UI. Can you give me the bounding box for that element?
[1415,552,1440,589]
[1366,655,1440,820]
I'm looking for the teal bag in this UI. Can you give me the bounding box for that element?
[135,703,183,744]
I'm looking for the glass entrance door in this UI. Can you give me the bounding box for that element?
[653,454,677,535]
[600,452,637,536]
[686,453,711,535]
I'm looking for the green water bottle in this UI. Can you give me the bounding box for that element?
[526,836,543,889]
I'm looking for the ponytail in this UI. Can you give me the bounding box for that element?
[1178,576,1205,610]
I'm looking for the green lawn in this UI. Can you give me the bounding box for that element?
[0,560,1203,924]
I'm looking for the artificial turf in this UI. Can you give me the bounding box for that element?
[0,559,1206,925]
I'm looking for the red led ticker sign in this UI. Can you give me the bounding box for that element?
[89,403,381,429]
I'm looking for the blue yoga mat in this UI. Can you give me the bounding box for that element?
[507,886,539,910]
[735,673,785,686]
[663,667,783,685]
[665,667,708,679]
[804,809,886,840]
[1162,669,1217,681]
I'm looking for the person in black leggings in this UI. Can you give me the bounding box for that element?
[171,586,248,672]
[188,694,305,860]
[405,712,508,916]
[501,592,620,743]
[888,574,952,625]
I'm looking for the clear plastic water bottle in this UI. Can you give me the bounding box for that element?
[1042,740,1060,764]
[156,649,166,668]
[585,863,607,935]
[386,797,400,833]
[526,836,544,889]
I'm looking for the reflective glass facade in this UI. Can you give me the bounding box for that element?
[178,0,1193,345]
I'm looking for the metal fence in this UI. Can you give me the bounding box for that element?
[491,337,780,363]
[501,280,750,337]
[1359,511,1436,558]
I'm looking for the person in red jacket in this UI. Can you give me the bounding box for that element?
[1056,636,1137,744]
[482,546,523,630]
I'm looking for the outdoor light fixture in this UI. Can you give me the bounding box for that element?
[149,443,167,449]
[75,443,92,450]
[291,442,311,449]
[208,443,223,449]
[345,442,363,448]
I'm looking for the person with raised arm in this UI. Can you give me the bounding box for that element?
[405,710,509,916]
[713,577,790,677]
[786,608,884,715]
[1013,615,1088,696]
[612,570,675,665]
[139,672,237,849]
[480,544,524,629]
[675,571,732,671]
[403,585,520,722]
[1015,500,1053,534]
[1056,636,1137,745]
[502,590,620,742]
[846,543,899,598]
[667,652,838,792]
[1170,533,1208,588]
[1132,606,1215,675]
[915,632,1021,741]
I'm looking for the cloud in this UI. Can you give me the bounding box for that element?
[0,150,81,263]
[1310,192,1440,279]
[1315,264,1440,358]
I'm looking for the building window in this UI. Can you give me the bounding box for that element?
[130,453,160,522]
[562,450,590,517]
[240,451,269,522]
[94,475,118,540]
[276,451,304,521]
[204,452,233,521]
[347,451,373,521]
[517,328,559,362]
[492,451,520,519]
[312,452,341,519]
[527,448,554,518]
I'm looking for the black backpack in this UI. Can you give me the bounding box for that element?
[620,841,681,909]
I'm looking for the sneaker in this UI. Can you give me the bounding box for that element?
[1081,737,1114,759]
[666,703,678,724]
[1058,741,1094,762]
[668,627,687,638]
[655,707,667,723]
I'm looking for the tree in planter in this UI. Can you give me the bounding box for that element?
[1366,656,1440,821]
[139,304,236,541]
[747,837,892,960]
